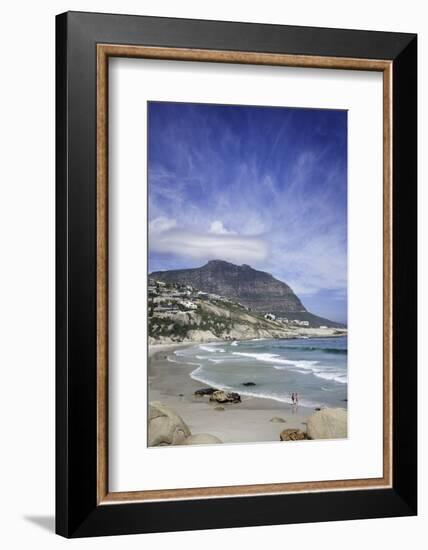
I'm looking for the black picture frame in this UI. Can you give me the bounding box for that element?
[56,11,417,538]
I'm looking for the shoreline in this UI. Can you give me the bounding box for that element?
[149,329,347,355]
[148,340,317,444]
[149,328,347,352]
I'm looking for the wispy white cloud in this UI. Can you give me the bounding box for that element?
[209,220,235,235]
[149,216,177,233]
[150,216,267,263]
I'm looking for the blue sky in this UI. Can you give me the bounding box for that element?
[148,102,347,323]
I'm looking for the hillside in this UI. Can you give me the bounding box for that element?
[148,279,346,344]
[150,260,344,328]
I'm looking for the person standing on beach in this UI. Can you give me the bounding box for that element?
[291,392,295,405]
[295,393,299,406]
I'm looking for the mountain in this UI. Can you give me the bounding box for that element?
[150,260,305,314]
[149,260,344,327]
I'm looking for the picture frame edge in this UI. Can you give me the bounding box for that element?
[55,11,417,538]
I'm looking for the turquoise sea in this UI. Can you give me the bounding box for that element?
[171,337,348,409]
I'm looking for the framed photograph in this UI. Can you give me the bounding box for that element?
[56,11,417,537]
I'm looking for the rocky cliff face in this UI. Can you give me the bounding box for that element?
[150,260,306,314]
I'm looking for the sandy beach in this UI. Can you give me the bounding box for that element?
[149,343,315,444]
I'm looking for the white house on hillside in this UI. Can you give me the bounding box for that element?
[264,313,276,321]
[180,300,197,310]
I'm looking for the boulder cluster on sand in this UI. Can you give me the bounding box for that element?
[194,387,218,396]
[280,428,306,441]
[306,408,347,439]
[148,401,222,446]
[148,402,190,446]
[194,387,242,404]
[279,408,348,442]
[209,390,241,404]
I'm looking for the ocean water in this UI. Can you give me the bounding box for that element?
[172,337,348,409]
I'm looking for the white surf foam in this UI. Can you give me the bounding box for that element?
[233,352,291,364]
[314,371,347,384]
[199,345,225,353]
[273,359,347,385]
[190,366,230,391]
[287,369,312,375]
[273,360,319,370]
[167,355,200,367]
